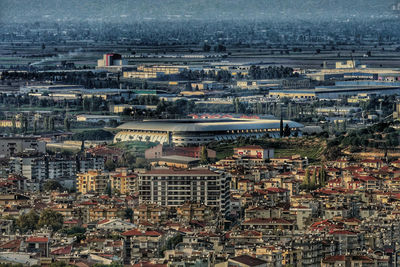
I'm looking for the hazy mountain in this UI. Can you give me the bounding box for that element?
[0,0,395,23]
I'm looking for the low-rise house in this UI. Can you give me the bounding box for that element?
[97,219,136,232]
[216,255,268,267]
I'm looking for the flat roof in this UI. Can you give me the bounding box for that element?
[143,168,217,175]
[152,155,199,164]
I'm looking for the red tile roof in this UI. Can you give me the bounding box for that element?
[26,237,49,243]
[329,230,357,235]
[323,255,346,262]
[51,245,72,255]
[0,239,21,251]
[361,159,383,163]
[242,218,293,225]
[230,255,267,266]
[122,229,162,237]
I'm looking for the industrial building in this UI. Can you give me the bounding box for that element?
[114,119,304,145]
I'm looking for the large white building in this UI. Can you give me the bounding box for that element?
[138,169,230,216]
[114,118,304,146]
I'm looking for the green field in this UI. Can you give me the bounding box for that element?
[274,145,325,162]
[210,137,326,162]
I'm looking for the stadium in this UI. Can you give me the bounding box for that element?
[114,119,304,146]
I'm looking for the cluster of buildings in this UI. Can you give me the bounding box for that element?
[3,132,400,266]
[3,53,400,266]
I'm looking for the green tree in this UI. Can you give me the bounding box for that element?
[283,124,291,137]
[303,168,310,187]
[319,166,327,186]
[279,116,284,137]
[11,117,16,133]
[134,157,147,168]
[200,146,209,164]
[122,208,133,222]
[43,117,49,130]
[105,182,112,197]
[105,159,116,171]
[310,169,317,187]
[64,117,71,131]
[38,209,64,232]
[33,120,38,134]
[16,210,39,233]
[82,98,90,111]
[49,117,55,131]
[19,115,28,133]
[202,43,211,52]
[43,180,63,191]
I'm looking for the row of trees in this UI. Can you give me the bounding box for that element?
[179,69,232,82]
[72,129,114,141]
[248,65,298,80]
[13,209,64,233]
[302,166,327,189]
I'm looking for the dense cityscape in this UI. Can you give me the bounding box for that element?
[2,0,400,266]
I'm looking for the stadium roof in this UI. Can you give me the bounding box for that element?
[117,119,303,132]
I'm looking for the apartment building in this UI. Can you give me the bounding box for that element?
[138,168,230,216]
[110,168,138,195]
[76,170,109,194]
[0,137,45,158]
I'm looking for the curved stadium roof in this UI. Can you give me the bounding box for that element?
[116,119,304,132]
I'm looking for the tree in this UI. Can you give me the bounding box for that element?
[105,159,116,171]
[310,169,317,187]
[283,124,291,137]
[64,117,71,131]
[185,83,192,91]
[38,209,64,232]
[202,43,211,52]
[72,130,114,141]
[134,157,147,168]
[11,117,16,133]
[43,116,49,130]
[43,180,63,191]
[105,182,112,197]
[82,98,90,111]
[108,119,119,128]
[19,115,28,133]
[303,168,310,187]
[33,120,38,134]
[200,146,209,164]
[49,117,55,131]
[279,117,284,137]
[16,210,39,233]
[122,208,133,222]
[214,44,226,52]
[319,166,326,186]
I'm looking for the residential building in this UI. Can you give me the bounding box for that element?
[138,169,230,216]
[76,170,109,194]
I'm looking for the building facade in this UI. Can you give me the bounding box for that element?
[76,170,109,194]
[138,169,230,216]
